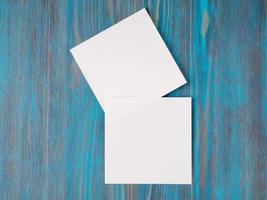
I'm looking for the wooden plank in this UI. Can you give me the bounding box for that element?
[0,0,266,199]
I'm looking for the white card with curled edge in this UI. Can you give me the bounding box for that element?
[105,97,192,184]
[70,9,186,112]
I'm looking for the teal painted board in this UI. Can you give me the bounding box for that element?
[0,0,266,199]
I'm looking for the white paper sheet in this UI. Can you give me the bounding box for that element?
[70,9,186,112]
[105,97,192,184]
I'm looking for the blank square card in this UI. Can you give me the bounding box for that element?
[105,97,192,184]
[71,9,186,112]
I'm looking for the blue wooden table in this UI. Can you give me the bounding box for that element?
[0,0,266,199]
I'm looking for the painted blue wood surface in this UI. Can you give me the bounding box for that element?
[0,0,266,199]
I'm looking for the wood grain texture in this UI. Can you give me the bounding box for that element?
[0,0,266,199]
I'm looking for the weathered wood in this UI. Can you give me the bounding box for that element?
[0,0,266,199]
